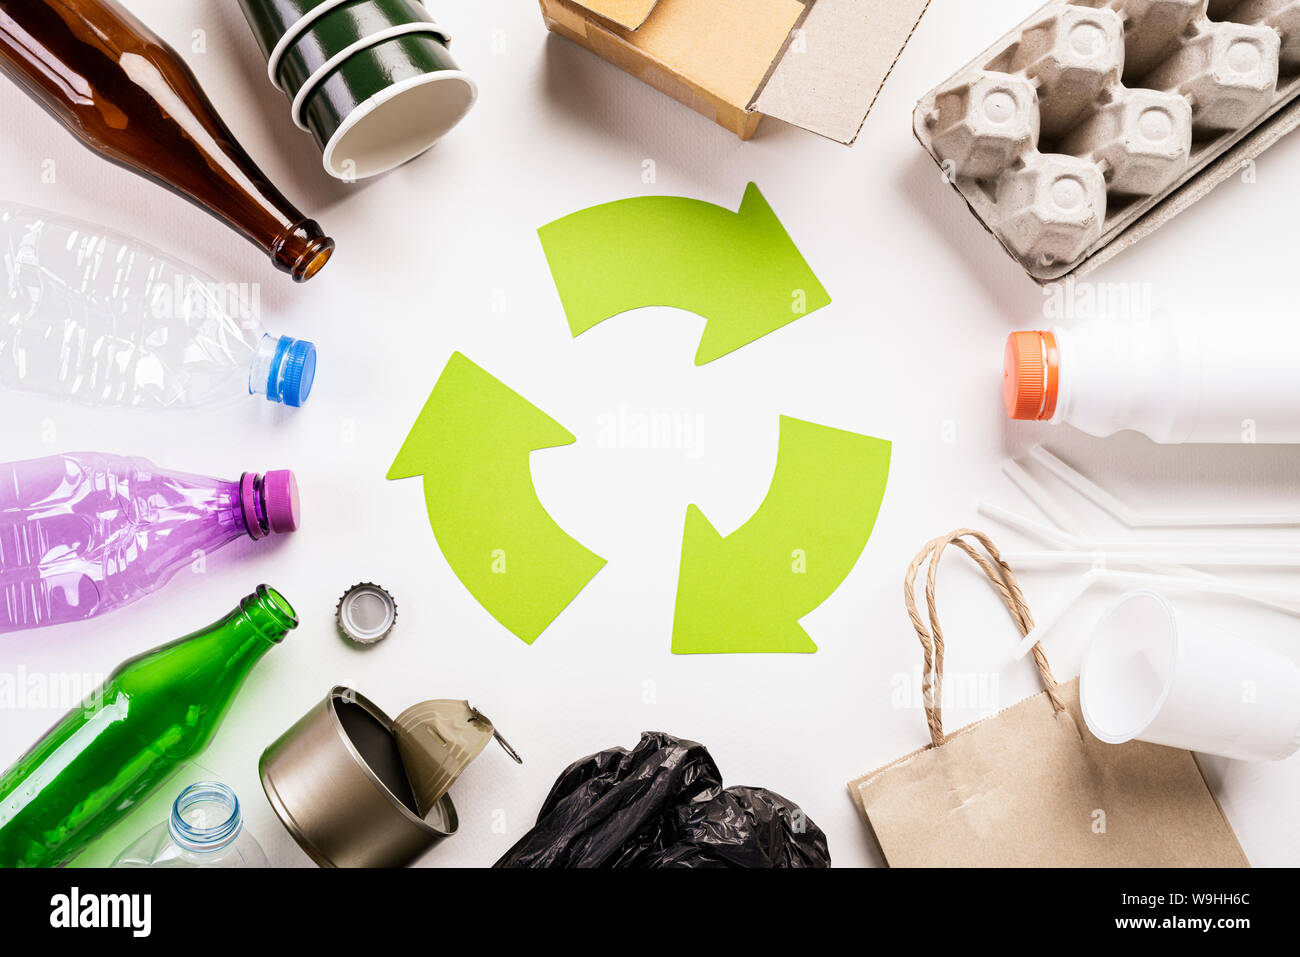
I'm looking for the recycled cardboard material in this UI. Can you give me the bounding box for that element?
[538,183,831,365]
[538,0,931,142]
[849,530,1248,868]
[387,353,606,644]
[672,416,891,655]
[1079,91,1300,280]
[916,0,1300,283]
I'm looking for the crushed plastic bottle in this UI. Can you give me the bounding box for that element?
[0,452,300,632]
[113,782,269,868]
[0,201,316,410]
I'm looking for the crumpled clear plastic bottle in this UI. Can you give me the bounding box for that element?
[0,202,316,409]
[113,782,269,868]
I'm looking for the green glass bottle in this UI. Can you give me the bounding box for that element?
[0,585,297,868]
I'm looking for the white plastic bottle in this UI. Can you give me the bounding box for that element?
[1,202,316,410]
[1003,317,1300,443]
[112,782,269,868]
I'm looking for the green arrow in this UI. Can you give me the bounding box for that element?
[671,416,891,655]
[388,352,606,644]
[539,183,831,365]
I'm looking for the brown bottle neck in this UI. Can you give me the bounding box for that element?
[0,0,333,281]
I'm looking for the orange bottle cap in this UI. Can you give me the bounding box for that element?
[1003,330,1060,421]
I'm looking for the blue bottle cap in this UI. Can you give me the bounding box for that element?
[266,336,317,407]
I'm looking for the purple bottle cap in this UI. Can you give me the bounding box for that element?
[240,471,301,539]
[262,470,301,534]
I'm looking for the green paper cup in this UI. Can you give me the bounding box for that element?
[238,0,442,86]
[239,0,347,76]
[300,32,476,179]
[237,0,475,181]
[275,0,441,96]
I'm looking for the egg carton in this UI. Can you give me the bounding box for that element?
[916,0,1300,282]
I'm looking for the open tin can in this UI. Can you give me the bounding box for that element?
[259,686,457,867]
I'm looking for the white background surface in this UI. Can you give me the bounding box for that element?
[2,0,1298,868]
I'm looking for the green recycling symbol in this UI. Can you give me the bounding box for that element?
[388,184,891,654]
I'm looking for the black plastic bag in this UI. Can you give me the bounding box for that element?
[494,732,831,868]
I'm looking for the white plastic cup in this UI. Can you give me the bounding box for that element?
[1081,590,1300,762]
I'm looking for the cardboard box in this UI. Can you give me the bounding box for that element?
[538,0,932,143]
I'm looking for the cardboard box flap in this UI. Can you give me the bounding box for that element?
[570,0,662,31]
[588,0,808,113]
[753,0,931,144]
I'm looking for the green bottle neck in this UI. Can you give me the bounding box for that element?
[196,585,298,664]
[233,585,299,645]
[122,586,298,714]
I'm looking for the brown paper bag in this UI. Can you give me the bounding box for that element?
[849,530,1248,868]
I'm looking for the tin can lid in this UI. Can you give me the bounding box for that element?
[335,583,397,644]
[392,701,522,818]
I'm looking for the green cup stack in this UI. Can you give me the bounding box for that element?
[238,0,477,179]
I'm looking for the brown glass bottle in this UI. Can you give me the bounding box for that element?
[0,0,333,281]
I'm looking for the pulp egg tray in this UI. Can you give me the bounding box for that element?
[915,0,1300,282]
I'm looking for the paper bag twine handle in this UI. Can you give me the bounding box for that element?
[904,529,1065,748]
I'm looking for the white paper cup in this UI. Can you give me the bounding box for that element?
[1081,590,1300,762]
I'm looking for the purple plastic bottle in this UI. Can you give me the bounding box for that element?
[0,452,300,632]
